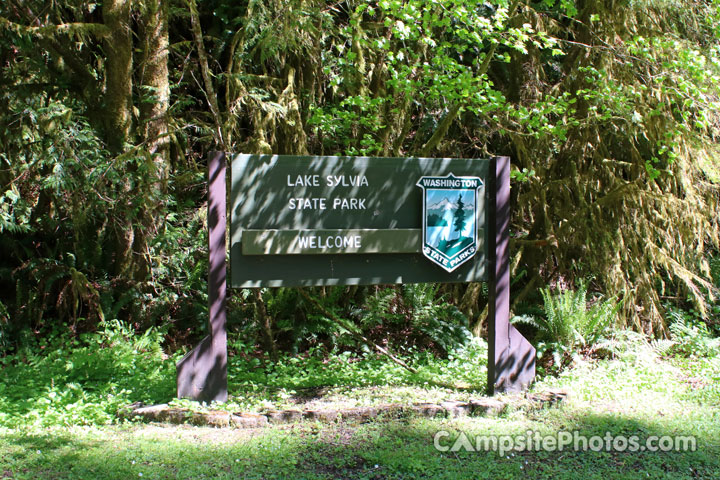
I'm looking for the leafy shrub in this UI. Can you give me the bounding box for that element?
[0,90,209,349]
[354,284,470,355]
[664,311,720,358]
[0,320,174,428]
[265,287,344,353]
[244,284,471,358]
[515,282,621,368]
[226,338,488,398]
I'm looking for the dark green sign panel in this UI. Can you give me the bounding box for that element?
[230,154,491,287]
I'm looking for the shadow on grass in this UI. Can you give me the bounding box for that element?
[5,431,81,452]
[1,408,718,480]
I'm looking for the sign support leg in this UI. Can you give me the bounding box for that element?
[176,151,228,402]
[487,156,535,394]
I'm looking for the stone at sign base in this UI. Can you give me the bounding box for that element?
[266,409,303,424]
[126,391,567,429]
[231,413,269,428]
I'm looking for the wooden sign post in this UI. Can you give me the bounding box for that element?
[177,153,534,402]
[176,151,228,402]
[487,157,536,393]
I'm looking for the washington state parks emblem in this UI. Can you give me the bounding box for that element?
[416,173,483,272]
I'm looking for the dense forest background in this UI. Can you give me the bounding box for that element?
[1,0,719,357]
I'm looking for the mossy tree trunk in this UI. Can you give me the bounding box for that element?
[133,0,172,280]
[138,0,171,172]
[102,0,133,153]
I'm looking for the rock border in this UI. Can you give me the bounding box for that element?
[123,389,568,428]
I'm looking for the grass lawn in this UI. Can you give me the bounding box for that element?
[1,332,719,479]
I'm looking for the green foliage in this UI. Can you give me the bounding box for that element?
[0,329,488,427]
[515,282,621,367]
[706,254,720,335]
[0,98,111,238]
[0,96,111,340]
[308,0,563,156]
[670,353,720,407]
[308,96,387,156]
[239,284,470,358]
[224,336,488,409]
[664,311,720,358]
[0,81,208,344]
[298,0,720,334]
[141,192,210,336]
[266,288,343,353]
[354,284,470,355]
[2,332,720,479]
[3,0,720,358]
[0,320,174,428]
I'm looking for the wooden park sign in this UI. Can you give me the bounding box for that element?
[177,153,535,402]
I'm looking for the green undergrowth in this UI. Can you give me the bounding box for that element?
[2,320,719,436]
[212,339,488,413]
[230,338,488,391]
[1,329,719,479]
[0,322,489,428]
[536,330,720,402]
[0,321,175,427]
